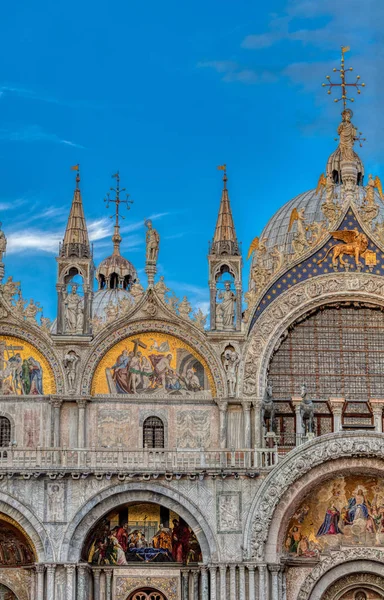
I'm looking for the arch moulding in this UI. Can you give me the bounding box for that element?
[243,432,384,562]
[80,318,227,398]
[241,272,384,398]
[297,551,384,600]
[60,481,218,563]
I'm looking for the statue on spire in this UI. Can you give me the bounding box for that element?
[338,108,358,161]
[144,219,160,286]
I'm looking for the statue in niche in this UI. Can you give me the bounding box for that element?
[262,380,275,433]
[338,108,358,162]
[64,285,84,334]
[23,298,42,324]
[145,219,160,263]
[299,383,315,435]
[0,222,6,262]
[2,276,20,304]
[222,347,240,397]
[63,350,80,393]
[216,281,236,329]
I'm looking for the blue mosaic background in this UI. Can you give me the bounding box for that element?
[249,209,384,331]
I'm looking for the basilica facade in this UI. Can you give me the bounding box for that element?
[0,52,384,600]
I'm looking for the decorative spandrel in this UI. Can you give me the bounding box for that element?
[83,502,202,565]
[284,474,384,558]
[0,335,55,395]
[91,332,214,396]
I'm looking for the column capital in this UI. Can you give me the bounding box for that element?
[268,564,281,573]
[77,562,90,573]
[216,399,228,412]
[77,398,88,409]
[192,570,199,580]
[329,397,345,413]
[258,563,267,571]
[65,563,76,572]
[291,396,302,409]
[35,563,45,573]
[241,400,252,411]
[49,396,63,408]
[45,563,56,571]
[247,564,256,572]
[219,563,228,571]
[370,399,384,413]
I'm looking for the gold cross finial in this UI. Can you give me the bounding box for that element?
[322,46,365,110]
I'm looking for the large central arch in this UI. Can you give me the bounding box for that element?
[60,482,217,563]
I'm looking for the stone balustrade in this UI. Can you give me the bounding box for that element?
[0,446,278,474]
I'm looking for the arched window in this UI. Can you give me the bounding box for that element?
[129,590,166,600]
[143,417,164,449]
[0,417,11,447]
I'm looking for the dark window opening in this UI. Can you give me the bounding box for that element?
[0,417,11,447]
[143,417,164,449]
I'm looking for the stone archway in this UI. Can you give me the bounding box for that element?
[128,589,167,600]
[322,573,384,599]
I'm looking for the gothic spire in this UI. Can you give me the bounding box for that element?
[61,165,91,258]
[210,165,240,256]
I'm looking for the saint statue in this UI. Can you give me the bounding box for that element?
[2,276,20,304]
[0,222,7,263]
[216,281,236,329]
[24,298,42,324]
[145,219,160,263]
[64,286,84,333]
[63,351,80,392]
[337,109,357,162]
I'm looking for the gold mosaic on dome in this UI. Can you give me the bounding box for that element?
[0,336,55,395]
[284,475,384,559]
[91,332,214,396]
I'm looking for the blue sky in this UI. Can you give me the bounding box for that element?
[1,0,383,320]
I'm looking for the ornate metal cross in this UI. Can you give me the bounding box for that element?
[104,171,133,227]
[322,46,365,110]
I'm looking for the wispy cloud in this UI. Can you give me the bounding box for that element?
[0,84,100,110]
[7,230,62,254]
[197,61,277,84]
[0,125,84,149]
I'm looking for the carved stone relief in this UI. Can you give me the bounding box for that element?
[217,492,241,533]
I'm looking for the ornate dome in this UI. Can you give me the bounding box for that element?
[96,253,137,290]
[92,288,133,322]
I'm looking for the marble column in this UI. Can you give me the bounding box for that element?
[229,564,236,600]
[192,570,199,600]
[291,397,303,440]
[269,565,280,600]
[247,565,255,600]
[93,570,101,600]
[104,569,112,600]
[36,564,45,600]
[239,565,245,600]
[219,565,227,599]
[50,398,62,447]
[370,399,384,433]
[30,569,36,600]
[258,564,267,600]
[46,563,56,600]
[200,566,209,600]
[253,398,263,448]
[242,401,252,449]
[181,569,190,600]
[329,397,345,432]
[218,401,228,449]
[77,399,88,448]
[77,564,89,600]
[66,564,76,600]
[209,566,216,600]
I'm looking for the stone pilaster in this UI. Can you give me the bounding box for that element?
[253,398,263,447]
[93,569,101,600]
[50,398,62,447]
[291,396,303,437]
[181,569,190,600]
[104,568,112,600]
[192,570,199,600]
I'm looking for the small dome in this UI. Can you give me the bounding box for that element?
[327,147,364,185]
[96,253,137,291]
[92,288,134,321]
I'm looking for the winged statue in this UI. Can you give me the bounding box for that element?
[247,236,268,260]
[365,174,384,205]
[315,173,327,197]
[317,229,368,267]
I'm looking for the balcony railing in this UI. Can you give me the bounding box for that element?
[0,447,278,474]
